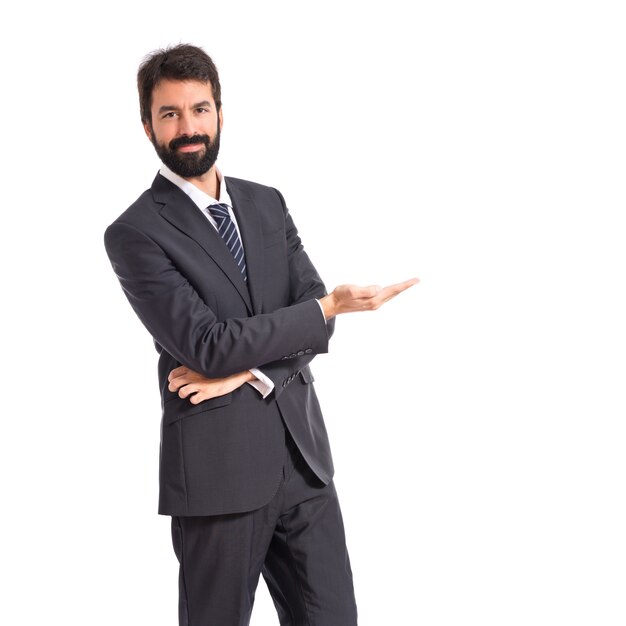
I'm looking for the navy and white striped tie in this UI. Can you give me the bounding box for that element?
[207,203,247,281]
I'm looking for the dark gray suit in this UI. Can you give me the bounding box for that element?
[104,173,357,625]
[105,173,335,516]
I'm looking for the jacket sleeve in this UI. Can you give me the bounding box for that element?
[254,189,335,398]
[104,218,330,379]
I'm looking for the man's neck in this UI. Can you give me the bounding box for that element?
[184,166,220,199]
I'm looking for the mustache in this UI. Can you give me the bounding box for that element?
[169,134,211,150]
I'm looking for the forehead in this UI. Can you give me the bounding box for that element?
[151,79,215,108]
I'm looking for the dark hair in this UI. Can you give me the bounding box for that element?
[137,44,222,124]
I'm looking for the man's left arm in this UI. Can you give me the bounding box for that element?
[250,188,334,399]
[170,188,333,400]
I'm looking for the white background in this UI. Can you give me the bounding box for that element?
[1,1,625,624]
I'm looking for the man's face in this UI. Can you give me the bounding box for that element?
[144,79,223,179]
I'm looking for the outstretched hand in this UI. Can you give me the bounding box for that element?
[319,277,419,319]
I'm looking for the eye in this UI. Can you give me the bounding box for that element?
[196,107,209,114]
[162,111,178,119]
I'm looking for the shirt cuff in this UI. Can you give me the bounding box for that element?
[247,368,274,399]
[315,298,328,324]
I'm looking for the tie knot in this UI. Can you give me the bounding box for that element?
[206,202,247,281]
[208,202,230,219]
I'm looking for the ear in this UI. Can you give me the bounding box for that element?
[143,121,153,141]
[218,106,224,131]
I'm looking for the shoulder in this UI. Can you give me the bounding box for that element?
[112,189,155,224]
[225,176,286,207]
[103,190,154,256]
[224,175,273,193]
[105,173,172,232]
[103,174,169,254]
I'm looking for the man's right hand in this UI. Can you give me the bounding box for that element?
[319,278,419,319]
[168,367,255,404]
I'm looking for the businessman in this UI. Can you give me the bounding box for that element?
[104,43,417,626]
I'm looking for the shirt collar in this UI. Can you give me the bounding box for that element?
[159,163,232,210]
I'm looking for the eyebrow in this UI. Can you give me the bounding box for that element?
[158,101,213,114]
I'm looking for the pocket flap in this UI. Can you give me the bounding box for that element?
[162,393,233,426]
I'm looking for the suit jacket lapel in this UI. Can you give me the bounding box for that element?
[226,177,264,315]
[152,173,253,314]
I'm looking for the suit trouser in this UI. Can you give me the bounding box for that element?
[171,429,358,626]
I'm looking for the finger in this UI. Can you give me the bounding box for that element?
[346,284,382,299]
[380,278,420,299]
[188,389,215,404]
[362,285,382,298]
[178,384,198,399]
[189,385,227,403]
[168,375,190,392]
[385,277,420,293]
[347,288,383,310]
[361,279,419,310]
[355,279,418,303]
[376,289,404,306]
[169,370,208,391]
[168,366,188,382]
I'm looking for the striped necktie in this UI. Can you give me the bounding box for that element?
[207,202,248,281]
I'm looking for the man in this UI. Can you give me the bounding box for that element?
[104,43,417,626]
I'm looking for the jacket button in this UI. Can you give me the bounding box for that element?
[305,348,312,354]
[297,350,305,356]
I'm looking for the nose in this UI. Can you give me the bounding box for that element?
[176,112,196,137]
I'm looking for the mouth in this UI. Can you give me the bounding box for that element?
[176,143,205,153]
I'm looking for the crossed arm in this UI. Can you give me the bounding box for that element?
[105,190,417,403]
[165,185,418,401]
[105,196,330,382]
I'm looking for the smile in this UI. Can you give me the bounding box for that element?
[177,144,204,153]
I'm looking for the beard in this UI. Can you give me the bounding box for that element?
[151,126,221,178]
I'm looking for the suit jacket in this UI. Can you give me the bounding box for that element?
[104,173,335,516]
